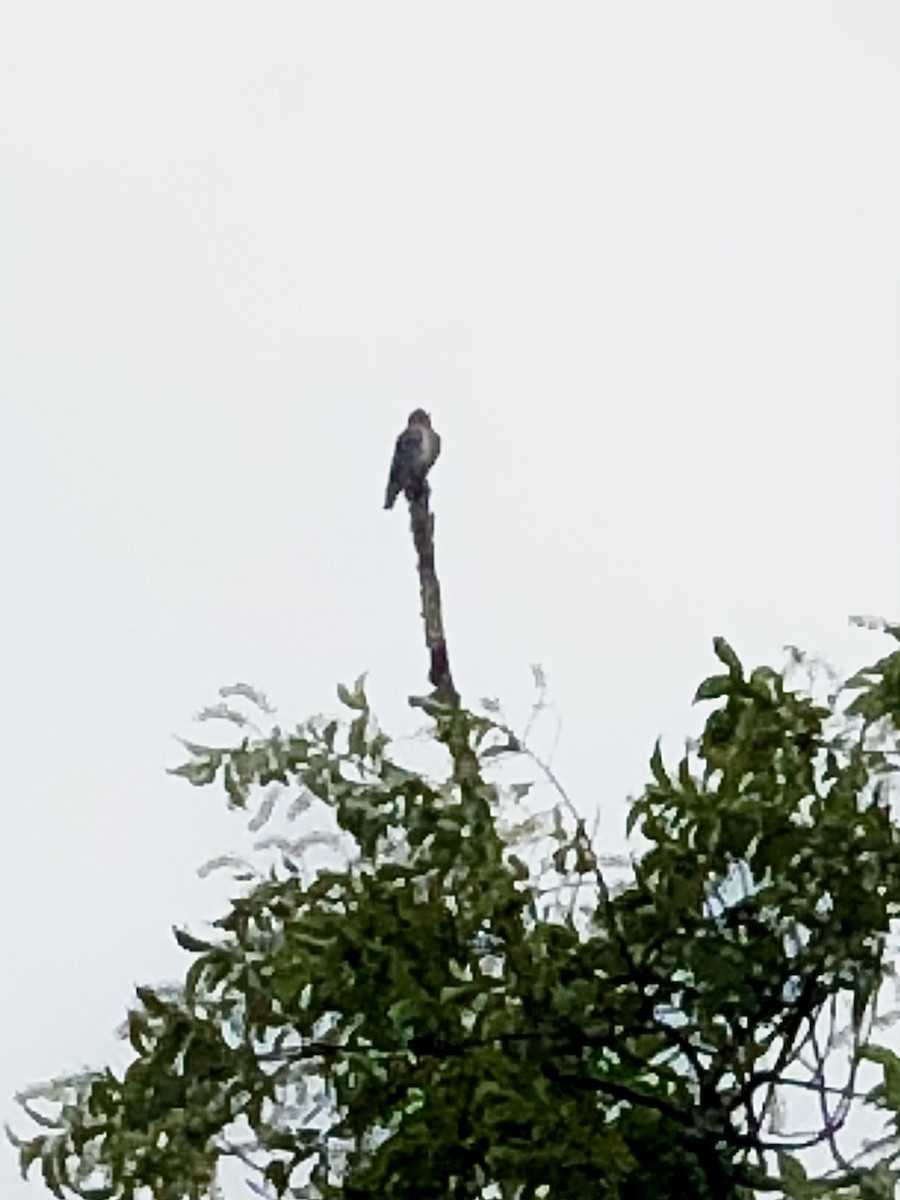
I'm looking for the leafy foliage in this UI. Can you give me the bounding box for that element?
[11,629,900,1199]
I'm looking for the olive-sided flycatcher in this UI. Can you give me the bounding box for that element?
[384,409,441,509]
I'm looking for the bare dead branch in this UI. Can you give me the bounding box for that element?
[407,488,457,704]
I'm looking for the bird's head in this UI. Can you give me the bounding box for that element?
[408,408,431,426]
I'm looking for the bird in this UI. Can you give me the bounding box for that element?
[384,409,441,509]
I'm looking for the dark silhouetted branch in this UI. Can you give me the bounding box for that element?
[407,486,457,704]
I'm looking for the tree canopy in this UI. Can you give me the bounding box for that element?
[11,619,900,1200]
[12,432,900,1199]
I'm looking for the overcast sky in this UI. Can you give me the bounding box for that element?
[0,5,898,1197]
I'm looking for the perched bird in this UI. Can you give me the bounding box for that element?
[384,409,441,509]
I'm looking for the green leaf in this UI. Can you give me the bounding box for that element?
[135,986,169,1016]
[507,854,530,881]
[712,635,743,678]
[11,1131,43,1176]
[348,714,367,758]
[219,681,274,711]
[167,755,221,786]
[649,739,669,786]
[693,674,732,702]
[862,1045,900,1110]
[337,675,369,711]
[172,928,214,953]
[265,1159,291,1196]
[778,1151,807,1188]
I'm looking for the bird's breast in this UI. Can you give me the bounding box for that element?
[420,427,440,466]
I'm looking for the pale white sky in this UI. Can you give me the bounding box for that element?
[0,5,897,1197]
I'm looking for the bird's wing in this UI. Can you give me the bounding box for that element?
[384,427,420,507]
[397,425,423,460]
[391,427,423,480]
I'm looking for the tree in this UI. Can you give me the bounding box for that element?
[11,473,900,1198]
